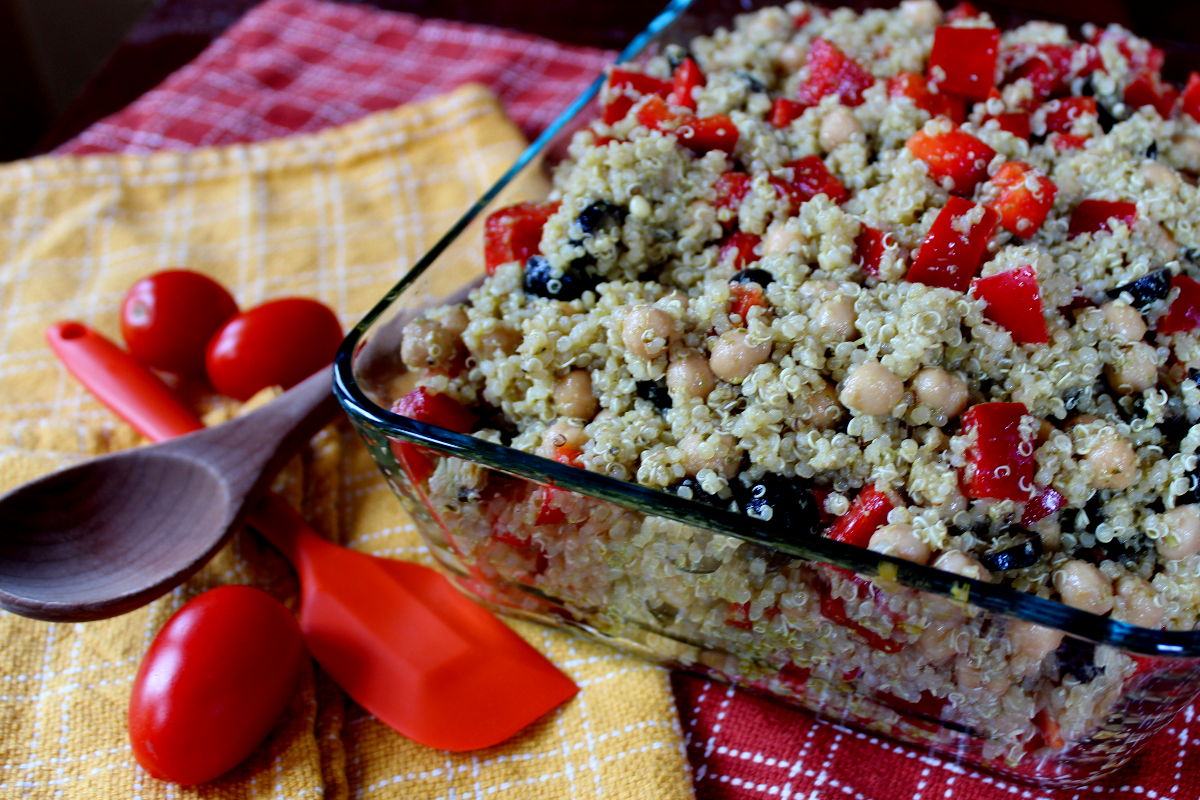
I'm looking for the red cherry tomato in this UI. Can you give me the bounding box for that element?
[205,298,342,401]
[121,269,238,379]
[128,586,305,785]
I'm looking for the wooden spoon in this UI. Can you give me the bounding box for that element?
[0,322,338,622]
[40,321,578,750]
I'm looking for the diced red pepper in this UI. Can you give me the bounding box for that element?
[887,72,966,123]
[602,68,672,124]
[769,97,806,128]
[796,38,876,108]
[1004,43,1082,104]
[855,225,889,278]
[1157,274,1200,335]
[906,127,997,194]
[1124,71,1179,119]
[1035,710,1065,750]
[986,160,1057,237]
[1021,485,1065,526]
[669,57,706,111]
[945,1,980,22]
[906,197,999,293]
[1183,72,1200,123]
[714,171,752,229]
[928,26,1000,101]
[960,402,1035,501]
[824,485,895,548]
[1050,132,1090,151]
[726,601,779,631]
[1068,199,1137,238]
[971,265,1049,344]
[719,231,762,269]
[730,283,767,322]
[390,388,478,484]
[535,444,583,525]
[987,111,1031,140]
[1040,96,1097,134]
[483,201,559,275]
[817,571,906,653]
[1091,26,1164,75]
[636,95,739,153]
[770,155,849,210]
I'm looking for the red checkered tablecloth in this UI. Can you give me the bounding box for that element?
[56,1,1200,798]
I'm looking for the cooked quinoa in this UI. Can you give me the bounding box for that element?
[383,0,1200,777]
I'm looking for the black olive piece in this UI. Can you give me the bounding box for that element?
[1096,99,1119,133]
[1060,494,1106,536]
[980,530,1043,572]
[576,200,626,235]
[665,45,693,71]
[636,379,673,410]
[522,255,597,301]
[1185,248,1200,264]
[1105,269,1171,311]
[1146,141,1159,159]
[668,477,725,508]
[737,473,821,536]
[738,71,767,93]
[1080,74,1096,97]
[1054,637,1105,683]
[730,268,775,287]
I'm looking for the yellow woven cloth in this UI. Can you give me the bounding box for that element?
[0,84,695,800]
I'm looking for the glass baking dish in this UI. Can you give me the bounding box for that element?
[333,0,1200,786]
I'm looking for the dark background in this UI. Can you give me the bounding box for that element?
[2,0,1197,162]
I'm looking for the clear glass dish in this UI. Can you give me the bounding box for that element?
[333,0,1200,786]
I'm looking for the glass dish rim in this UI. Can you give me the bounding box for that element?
[332,0,1200,659]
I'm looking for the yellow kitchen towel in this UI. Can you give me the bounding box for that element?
[0,84,695,800]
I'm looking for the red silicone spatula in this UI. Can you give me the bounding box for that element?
[46,320,577,751]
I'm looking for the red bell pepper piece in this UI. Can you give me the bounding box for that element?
[770,155,849,211]
[1021,485,1065,526]
[1124,71,1179,119]
[1050,132,1090,151]
[636,96,739,154]
[726,601,779,631]
[824,485,895,548]
[669,57,706,111]
[535,444,583,525]
[887,72,966,123]
[719,231,762,269]
[769,97,806,128]
[960,402,1035,501]
[602,68,672,124]
[1068,199,1137,238]
[816,571,906,653]
[1183,72,1200,123]
[986,160,1057,237]
[928,26,1000,101]
[390,388,477,484]
[987,111,1031,140]
[1004,43,1098,105]
[1157,275,1200,335]
[796,38,876,108]
[906,197,999,293]
[971,265,1049,344]
[1090,27,1163,74]
[855,225,888,278]
[1040,96,1097,134]
[729,283,767,322]
[714,171,752,229]
[483,202,559,275]
[906,127,996,194]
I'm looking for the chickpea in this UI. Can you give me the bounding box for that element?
[910,367,969,421]
[916,625,957,663]
[1086,432,1139,490]
[795,380,843,430]
[1141,160,1181,190]
[762,222,806,256]
[538,420,587,457]
[813,296,858,341]
[956,660,1009,697]
[900,0,942,27]
[1104,341,1158,395]
[1158,504,1200,559]
[1113,574,1164,629]
[1100,301,1147,343]
[400,317,461,370]
[667,351,717,400]
[819,106,862,152]
[622,305,677,360]
[839,360,904,416]
[709,329,772,382]
[1053,559,1114,615]
[1148,221,1178,260]
[868,523,931,564]
[472,323,522,357]
[553,370,598,420]
[778,41,807,74]
[678,431,739,478]
[932,550,991,582]
[1008,619,1064,662]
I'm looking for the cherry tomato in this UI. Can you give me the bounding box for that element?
[128,585,305,785]
[121,269,238,379]
[205,298,342,401]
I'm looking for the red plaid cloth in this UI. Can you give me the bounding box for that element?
[57,1,1200,798]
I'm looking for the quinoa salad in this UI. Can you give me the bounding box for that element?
[380,0,1200,776]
